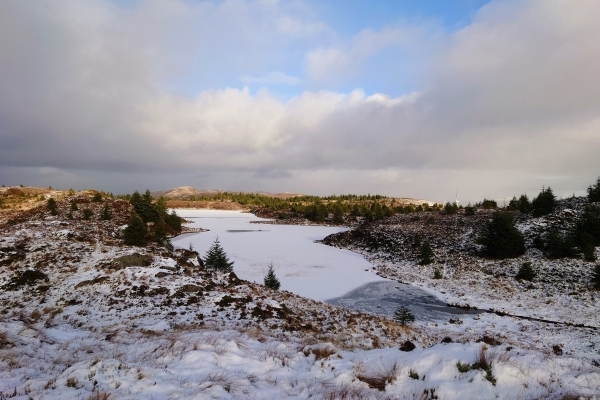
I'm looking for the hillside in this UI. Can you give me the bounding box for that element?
[0,189,599,399]
[151,186,304,200]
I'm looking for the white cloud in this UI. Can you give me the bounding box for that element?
[1,0,599,201]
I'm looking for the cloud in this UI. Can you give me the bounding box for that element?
[1,0,599,202]
[240,71,301,85]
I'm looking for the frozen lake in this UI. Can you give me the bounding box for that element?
[172,209,478,321]
[172,209,387,301]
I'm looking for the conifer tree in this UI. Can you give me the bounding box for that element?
[130,190,159,223]
[70,201,78,211]
[164,210,183,233]
[419,241,434,265]
[518,194,531,213]
[123,213,147,246]
[82,209,93,220]
[394,306,415,326]
[92,192,102,202]
[480,212,526,259]
[203,237,234,272]
[531,187,556,217]
[588,177,600,203]
[464,204,476,216]
[574,205,600,260]
[263,263,281,290]
[47,198,58,215]
[516,262,536,281]
[332,206,344,224]
[507,197,519,211]
[100,204,112,220]
[591,264,600,290]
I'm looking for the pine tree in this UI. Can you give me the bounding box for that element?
[164,210,183,234]
[70,201,78,211]
[123,213,147,246]
[419,241,434,265]
[100,204,112,220]
[394,306,415,326]
[480,212,526,259]
[82,209,93,220]
[154,196,168,218]
[203,237,234,272]
[591,264,600,290]
[588,177,600,203]
[464,204,476,216]
[47,198,58,216]
[92,192,103,202]
[531,187,556,217]
[518,194,531,213]
[574,205,600,260]
[130,190,159,223]
[506,197,519,211]
[264,263,281,290]
[516,262,536,281]
[332,206,344,224]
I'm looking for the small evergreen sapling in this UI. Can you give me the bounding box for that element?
[531,187,556,217]
[123,213,148,247]
[47,198,58,215]
[70,201,78,211]
[263,263,281,290]
[515,262,536,281]
[394,306,415,326]
[92,192,102,202]
[82,209,93,220]
[479,212,526,259]
[100,204,112,220]
[419,241,434,265]
[588,177,600,202]
[203,237,234,272]
[591,264,600,290]
[433,268,443,279]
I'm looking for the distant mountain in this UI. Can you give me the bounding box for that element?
[151,186,304,199]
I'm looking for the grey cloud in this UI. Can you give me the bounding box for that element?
[253,168,293,179]
[1,0,599,200]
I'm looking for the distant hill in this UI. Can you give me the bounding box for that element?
[151,186,304,200]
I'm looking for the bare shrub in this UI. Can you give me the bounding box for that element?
[197,370,234,393]
[475,345,491,371]
[487,346,513,366]
[66,377,78,388]
[86,391,111,400]
[303,344,337,360]
[356,361,399,391]
[30,310,42,320]
[0,331,11,349]
[322,381,370,400]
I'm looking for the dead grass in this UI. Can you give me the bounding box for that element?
[321,381,373,400]
[355,361,400,391]
[86,391,111,400]
[0,331,11,349]
[303,343,338,360]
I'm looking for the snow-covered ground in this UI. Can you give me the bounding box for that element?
[172,209,387,301]
[1,198,599,399]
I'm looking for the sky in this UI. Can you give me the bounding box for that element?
[1,0,599,203]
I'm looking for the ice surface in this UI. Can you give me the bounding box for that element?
[172,209,388,301]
